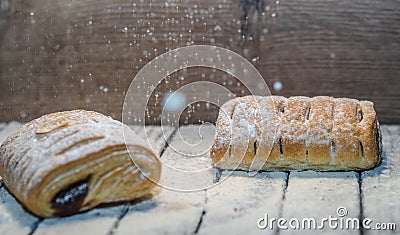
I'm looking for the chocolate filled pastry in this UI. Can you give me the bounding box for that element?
[0,110,161,217]
[211,96,382,171]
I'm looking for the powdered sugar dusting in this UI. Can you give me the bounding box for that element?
[211,95,380,170]
[0,110,160,217]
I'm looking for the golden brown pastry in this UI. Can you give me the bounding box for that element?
[210,96,382,171]
[0,110,161,217]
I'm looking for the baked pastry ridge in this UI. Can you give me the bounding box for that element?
[210,96,382,171]
[0,110,161,217]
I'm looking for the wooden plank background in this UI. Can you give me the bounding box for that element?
[0,0,399,124]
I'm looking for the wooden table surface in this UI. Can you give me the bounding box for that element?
[0,123,398,235]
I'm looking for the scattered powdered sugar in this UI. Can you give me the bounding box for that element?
[235,102,247,111]
[247,124,257,139]
[211,95,379,169]
[1,110,157,206]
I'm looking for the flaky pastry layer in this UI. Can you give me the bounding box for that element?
[0,110,161,217]
[210,96,382,171]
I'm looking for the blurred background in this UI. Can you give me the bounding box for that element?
[0,0,399,124]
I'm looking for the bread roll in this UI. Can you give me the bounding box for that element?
[0,110,160,217]
[210,96,382,171]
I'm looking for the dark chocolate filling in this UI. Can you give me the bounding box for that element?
[51,177,90,216]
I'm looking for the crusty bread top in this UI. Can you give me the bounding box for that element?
[211,96,381,170]
[0,110,151,200]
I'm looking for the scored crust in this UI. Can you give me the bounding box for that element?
[0,110,161,217]
[210,96,382,171]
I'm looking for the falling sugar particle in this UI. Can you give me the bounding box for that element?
[20,112,28,119]
[87,20,93,25]
[103,87,109,93]
[122,27,128,32]
[80,79,84,83]
[30,12,35,16]
[214,25,221,31]
[273,81,283,91]
[271,13,276,17]
[252,57,259,62]
[330,53,336,58]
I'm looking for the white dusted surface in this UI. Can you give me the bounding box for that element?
[0,124,398,235]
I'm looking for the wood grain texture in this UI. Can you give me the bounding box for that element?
[0,0,399,124]
[0,185,40,235]
[115,125,216,234]
[34,206,125,235]
[281,171,361,234]
[198,171,287,234]
[361,125,400,234]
